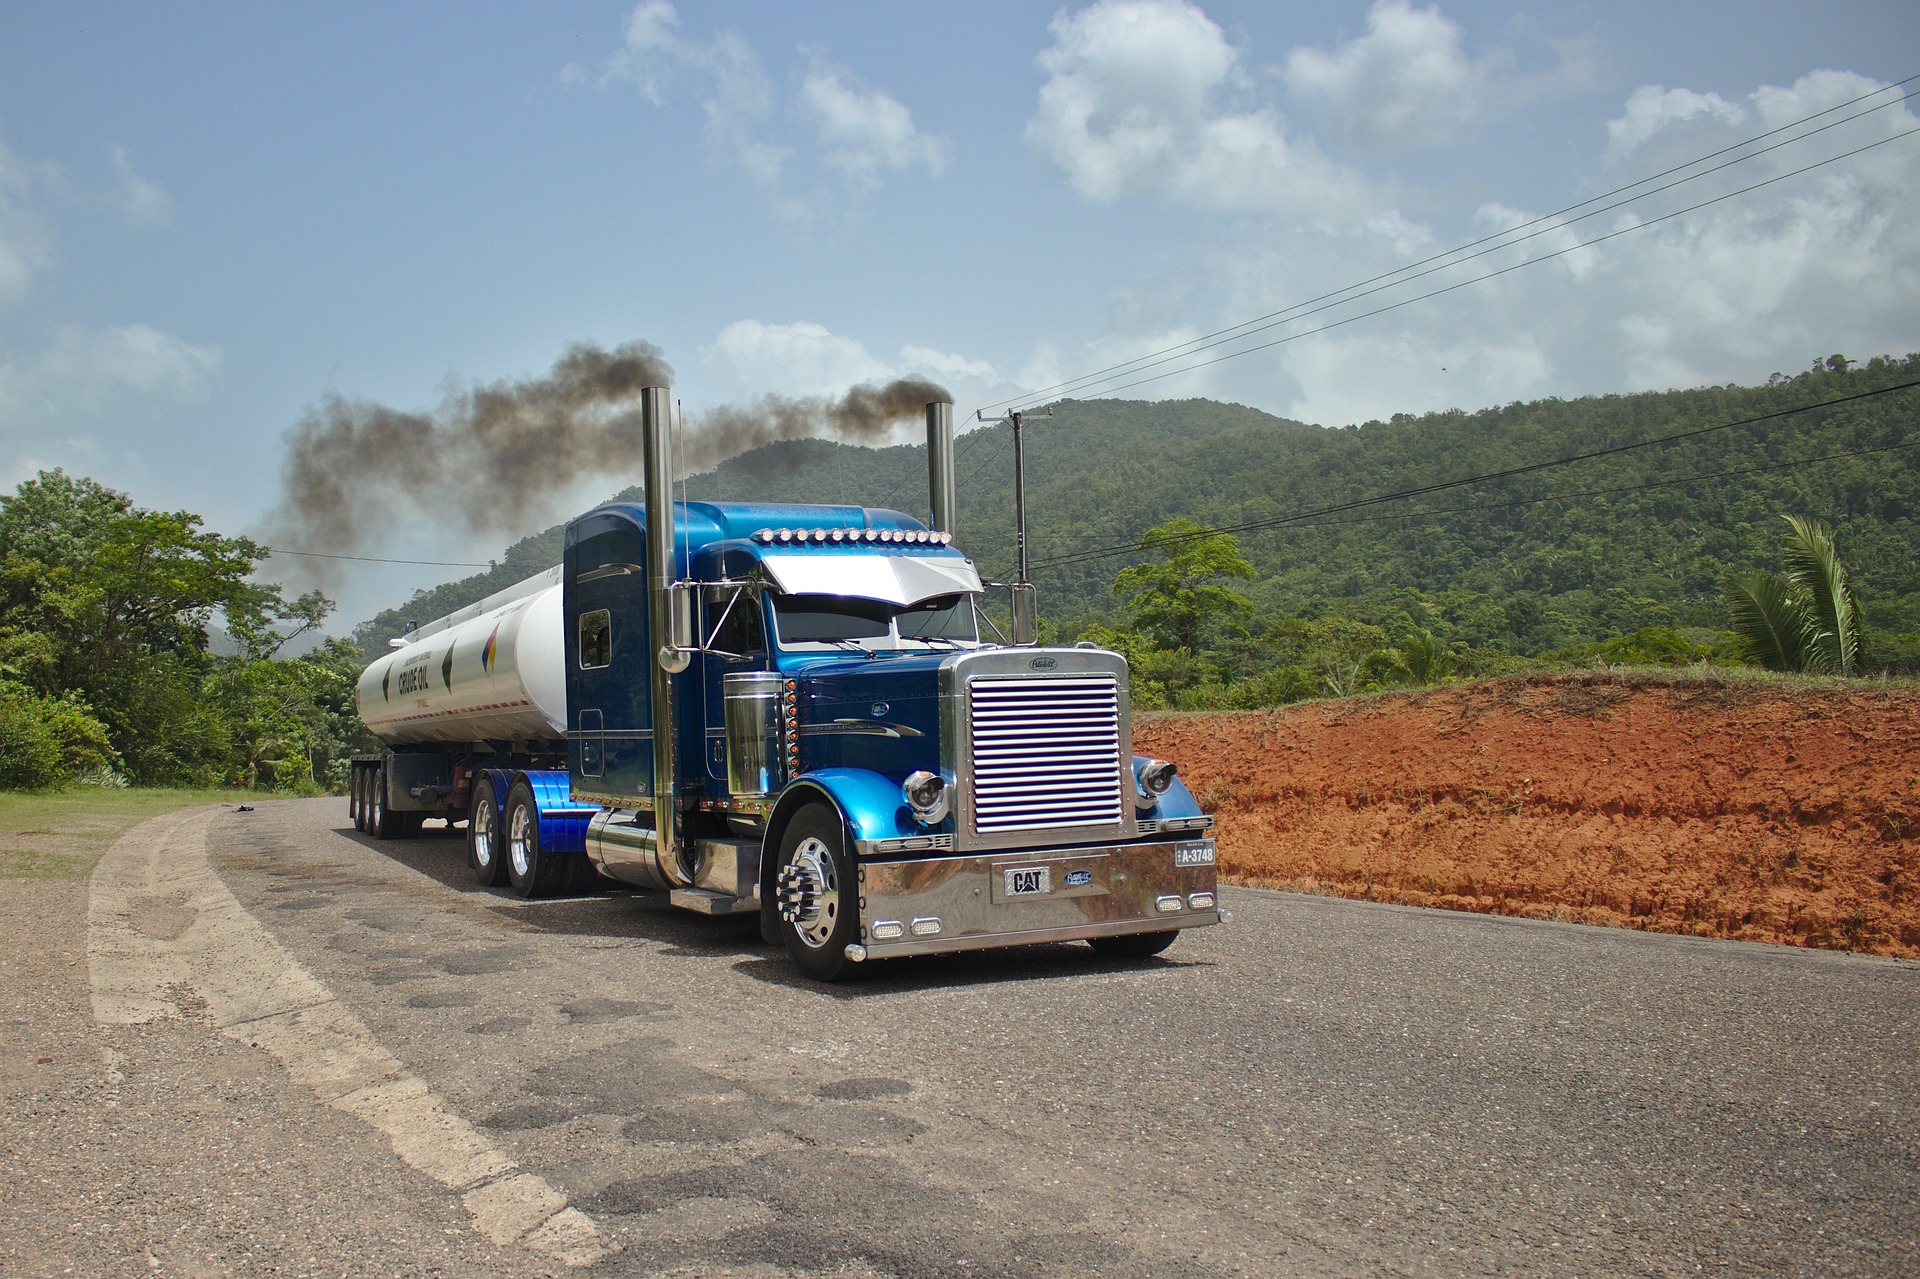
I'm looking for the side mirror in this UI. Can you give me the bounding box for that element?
[658,583,695,673]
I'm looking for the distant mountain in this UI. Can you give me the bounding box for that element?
[353,358,1920,670]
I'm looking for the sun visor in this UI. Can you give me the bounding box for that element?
[758,553,983,606]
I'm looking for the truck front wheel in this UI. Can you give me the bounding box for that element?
[773,804,860,981]
[468,775,507,887]
[503,779,566,899]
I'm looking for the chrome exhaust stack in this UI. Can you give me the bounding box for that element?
[926,399,956,537]
[641,386,694,887]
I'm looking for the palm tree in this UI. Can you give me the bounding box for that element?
[1723,516,1863,675]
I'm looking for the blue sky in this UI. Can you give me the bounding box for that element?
[2,1,1916,621]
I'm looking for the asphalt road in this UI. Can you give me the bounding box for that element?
[8,797,1917,1278]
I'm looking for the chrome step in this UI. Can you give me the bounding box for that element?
[669,886,759,916]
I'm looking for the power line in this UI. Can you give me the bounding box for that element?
[1008,98,1913,408]
[1029,127,1920,408]
[969,74,1918,416]
[1026,378,1920,572]
[971,428,1920,584]
[1290,436,1920,532]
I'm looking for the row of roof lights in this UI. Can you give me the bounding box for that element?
[752,527,952,546]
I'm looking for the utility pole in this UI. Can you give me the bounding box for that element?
[978,405,1051,644]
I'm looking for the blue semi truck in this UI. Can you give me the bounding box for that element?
[348,388,1220,980]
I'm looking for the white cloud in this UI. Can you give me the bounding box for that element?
[109,145,171,225]
[0,131,52,314]
[705,319,891,397]
[1604,86,1743,166]
[800,60,945,191]
[1046,68,1920,427]
[601,0,685,102]
[0,323,222,425]
[1017,325,1216,404]
[1284,1,1600,151]
[900,344,996,384]
[595,3,790,187]
[702,320,1009,417]
[586,4,941,206]
[1284,1,1504,149]
[1026,0,1371,218]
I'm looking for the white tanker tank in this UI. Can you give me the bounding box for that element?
[355,567,568,747]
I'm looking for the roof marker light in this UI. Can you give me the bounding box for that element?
[754,528,774,543]
[775,528,794,543]
[829,528,846,542]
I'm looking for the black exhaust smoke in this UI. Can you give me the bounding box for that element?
[265,340,947,575]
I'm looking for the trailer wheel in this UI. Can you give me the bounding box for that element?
[467,775,507,887]
[772,803,860,981]
[1088,930,1178,960]
[503,779,566,899]
[370,766,399,839]
[347,766,363,831]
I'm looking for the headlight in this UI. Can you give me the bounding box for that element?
[902,770,949,824]
[1134,758,1178,808]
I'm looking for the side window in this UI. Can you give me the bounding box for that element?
[713,591,765,656]
[579,609,612,669]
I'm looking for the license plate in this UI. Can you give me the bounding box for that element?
[1003,866,1051,896]
[1174,840,1216,867]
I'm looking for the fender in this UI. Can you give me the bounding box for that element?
[509,768,596,856]
[471,766,513,829]
[760,768,917,904]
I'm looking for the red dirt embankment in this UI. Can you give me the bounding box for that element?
[1136,675,1920,958]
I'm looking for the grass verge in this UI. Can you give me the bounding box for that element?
[0,788,258,880]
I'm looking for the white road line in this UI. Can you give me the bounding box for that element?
[86,806,618,1269]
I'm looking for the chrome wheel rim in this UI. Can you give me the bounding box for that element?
[370,775,383,827]
[473,800,496,869]
[508,804,533,879]
[776,836,839,949]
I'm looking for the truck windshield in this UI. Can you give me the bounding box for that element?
[771,592,979,650]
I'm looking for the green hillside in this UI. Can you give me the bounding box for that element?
[353,354,1920,678]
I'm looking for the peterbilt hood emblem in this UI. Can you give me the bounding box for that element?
[1029,656,1057,670]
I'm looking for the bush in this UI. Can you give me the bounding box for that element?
[0,683,117,790]
[1578,626,1717,667]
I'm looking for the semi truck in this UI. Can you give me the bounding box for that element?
[347,388,1220,980]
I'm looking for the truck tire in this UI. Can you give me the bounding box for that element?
[1088,930,1178,959]
[772,803,860,981]
[467,775,508,887]
[503,779,567,899]
[348,766,362,831]
[370,766,398,839]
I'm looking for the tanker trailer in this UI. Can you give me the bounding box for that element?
[351,390,1223,980]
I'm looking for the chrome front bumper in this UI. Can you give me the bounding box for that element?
[854,837,1220,960]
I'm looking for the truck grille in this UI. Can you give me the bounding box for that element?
[968,675,1123,833]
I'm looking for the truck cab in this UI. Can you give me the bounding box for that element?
[558,498,1219,980]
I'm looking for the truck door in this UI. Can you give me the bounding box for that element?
[701,585,767,782]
